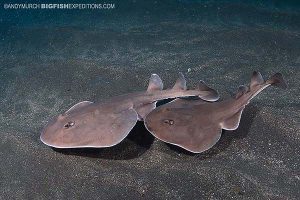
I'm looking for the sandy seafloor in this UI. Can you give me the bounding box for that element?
[0,0,299,199]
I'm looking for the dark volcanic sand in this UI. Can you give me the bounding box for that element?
[0,1,299,199]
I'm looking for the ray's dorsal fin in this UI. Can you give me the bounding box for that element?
[172,72,187,91]
[197,80,219,102]
[147,74,163,92]
[65,101,93,115]
[220,108,244,130]
[266,73,287,89]
[250,71,264,89]
[235,85,249,99]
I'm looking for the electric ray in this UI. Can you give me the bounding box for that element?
[144,72,287,153]
[40,73,219,148]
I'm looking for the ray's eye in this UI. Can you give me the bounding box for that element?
[64,121,75,129]
[163,119,174,125]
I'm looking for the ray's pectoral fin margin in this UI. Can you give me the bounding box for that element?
[135,103,156,121]
[65,101,93,115]
[220,108,244,130]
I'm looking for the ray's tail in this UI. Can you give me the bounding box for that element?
[266,72,288,89]
[235,71,287,99]
[197,80,219,101]
[171,72,219,102]
[222,71,287,131]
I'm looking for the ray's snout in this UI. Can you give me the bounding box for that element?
[40,114,68,148]
[40,119,56,147]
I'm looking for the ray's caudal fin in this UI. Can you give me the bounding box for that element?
[198,80,219,101]
[266,72,287,89]
[236,71,287,100]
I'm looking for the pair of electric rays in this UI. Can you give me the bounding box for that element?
[41,71,287,153]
